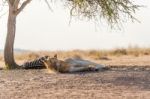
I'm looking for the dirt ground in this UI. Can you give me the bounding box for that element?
[0,55,150,99]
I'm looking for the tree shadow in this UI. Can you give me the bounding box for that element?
[114,76,150,91]
[100,70,150,91]
[62,68,150,91]
[63,68,108,75]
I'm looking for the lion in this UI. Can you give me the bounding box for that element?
[42,54,104,73]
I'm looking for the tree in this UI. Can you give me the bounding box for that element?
[1,0,140,69]
[2,0,32,69]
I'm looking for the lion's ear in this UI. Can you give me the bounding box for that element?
[41,59,45,63]
[47,57,50,60]
[45,56,49,60]
[54,54,57,59]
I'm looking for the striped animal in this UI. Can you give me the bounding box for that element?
[21,56,49,69]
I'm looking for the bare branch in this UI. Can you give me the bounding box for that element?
[16,0,32,15]
[44,0,53,12]
[7,0,12,6]
[14,0,20,7]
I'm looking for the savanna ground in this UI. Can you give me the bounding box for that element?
[0,47,150,99]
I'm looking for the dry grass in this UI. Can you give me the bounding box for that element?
[1,47,150,61]
[0,53,3,61]
[0,46,150,68]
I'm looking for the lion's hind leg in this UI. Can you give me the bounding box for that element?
[88,64,103,71]
[68,65,92,72]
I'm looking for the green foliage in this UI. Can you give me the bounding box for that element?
[67,0,141,28]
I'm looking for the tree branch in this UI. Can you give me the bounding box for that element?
[16,0,32,15]
[44,0,53,12]
[7,0,12,6]
[14,0,20,8]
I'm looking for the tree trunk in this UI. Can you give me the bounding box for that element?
[4,7,18,69]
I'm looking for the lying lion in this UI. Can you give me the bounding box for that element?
[42,55,105,73]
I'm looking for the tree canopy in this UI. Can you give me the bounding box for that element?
[67,0,140,27]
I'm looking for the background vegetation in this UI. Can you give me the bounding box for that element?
[1,46,150,61]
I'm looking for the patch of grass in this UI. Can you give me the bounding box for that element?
[0,57,3,61]
[127,47,150,57]
[87,50,108,60]
[110,48,127,56]
[15,52,40,61]
[3,46,150,61]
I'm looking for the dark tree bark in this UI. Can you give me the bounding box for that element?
[4,4,18,69]
[4,0,31,69]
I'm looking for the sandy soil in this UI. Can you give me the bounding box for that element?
[0,55,150,99]
[0,69,150,99]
